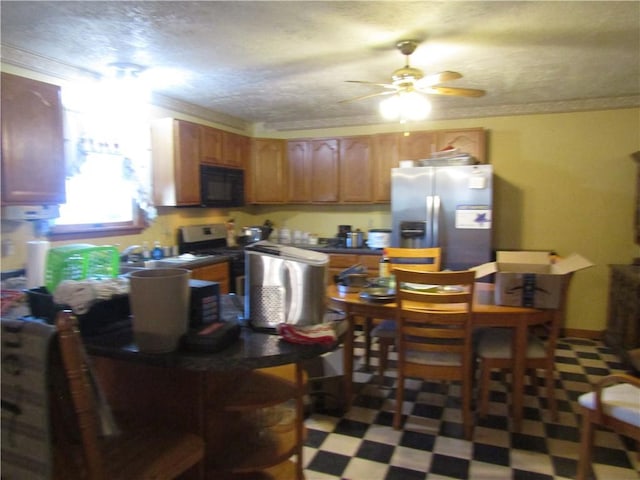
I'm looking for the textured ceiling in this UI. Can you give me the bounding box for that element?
[1,1,639,131]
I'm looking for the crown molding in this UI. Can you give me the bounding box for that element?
[3,44,638,133]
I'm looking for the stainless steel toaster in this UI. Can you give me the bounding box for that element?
[244,241,328,330]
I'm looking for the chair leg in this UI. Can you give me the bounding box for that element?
[478,359,491,418]
[378,338,390,380]
[576,410,595,480]
[363,317,372,370]
[462,374,473,440]
[393,373,405,430]
[545,365,558,421]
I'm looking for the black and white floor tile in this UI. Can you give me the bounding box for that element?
[302,334,639,480]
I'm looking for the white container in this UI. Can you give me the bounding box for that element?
[278,227,291,244]
[367,229,392,249]
[129,268,191,353]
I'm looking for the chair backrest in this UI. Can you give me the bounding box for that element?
[384,247,441,272]
[393,268,475,370]
[55,310,107,480]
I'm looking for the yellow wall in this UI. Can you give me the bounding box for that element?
[1,65,639,333]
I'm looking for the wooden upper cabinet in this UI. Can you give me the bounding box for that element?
[398,131,436,160]
[311,139,339,203]
[371,133,401,203]
[250,138,286,203]
[201,126,249,167]
[339,136,372,203]
[1,73,66,205]
[200,126,224,165]
[222,131,249,168]
[436,128,486,163]
[287,140,312,203]
[151,118,201,206]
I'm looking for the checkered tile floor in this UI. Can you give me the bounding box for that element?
[302,333,639,480]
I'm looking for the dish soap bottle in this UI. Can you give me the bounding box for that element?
[152,240,164,260]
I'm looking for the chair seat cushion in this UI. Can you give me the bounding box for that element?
[406,350,462,366]
[477,327,546,359]
[371,319,396,338]
[578,383,640,427]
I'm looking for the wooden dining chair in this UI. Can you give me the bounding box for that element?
[370,247,442,377]
[52,310,205,480]
[392,268,476,440]
[576,373,640,480]
[475,274,572,421]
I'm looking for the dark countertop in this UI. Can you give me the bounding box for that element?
[84,295,346,372]
[289,244,384,255]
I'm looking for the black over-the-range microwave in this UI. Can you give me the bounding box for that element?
[199,164,245,207]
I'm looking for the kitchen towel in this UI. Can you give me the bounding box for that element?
[26,240,50,289]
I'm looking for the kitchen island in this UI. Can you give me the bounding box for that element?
[83,296,346,480]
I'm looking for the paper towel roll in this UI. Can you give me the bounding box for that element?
[26,240,50,289]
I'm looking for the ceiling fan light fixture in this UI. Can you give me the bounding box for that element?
[379,90,431,122]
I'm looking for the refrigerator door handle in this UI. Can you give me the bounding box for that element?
[426,195,434,246]
[432,195,441,247]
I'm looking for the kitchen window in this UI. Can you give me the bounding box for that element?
[50,77,154,239]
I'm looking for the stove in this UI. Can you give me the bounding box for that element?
[178,224,246,293]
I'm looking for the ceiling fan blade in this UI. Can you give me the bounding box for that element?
[420,85,486,97]
[339,90,397,104]
[416,70,463,87]
[345,80,396,90]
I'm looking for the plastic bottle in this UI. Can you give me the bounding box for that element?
[142,241,151,260]
[379,252,391,278]
[152,240,164,260]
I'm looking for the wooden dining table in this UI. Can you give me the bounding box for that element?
[327,281,555,432]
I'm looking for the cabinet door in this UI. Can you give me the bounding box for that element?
[175,121,202,205]
[152,118,200,206]
[222,131,249,168]
[371,133,400,203]
[311,139,339,203]
[287,140,312,203]
[328,253,359,282]
[1,73,65,205]
[250,138,286,203]
[358,253,383,277]
[339,136,372,203]
[190,262,229,293]
[398,131,436,160]
[436,128,486,163]
[200,126,224,165]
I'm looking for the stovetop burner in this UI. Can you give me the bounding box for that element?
[178,223,257,260]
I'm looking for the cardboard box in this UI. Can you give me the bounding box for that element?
[472,251,594,308]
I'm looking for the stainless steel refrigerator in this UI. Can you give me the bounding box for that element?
[391,164,493,270]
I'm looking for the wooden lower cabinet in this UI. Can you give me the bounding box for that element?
[91,359,306,480]
[328,252,382,281]
[190,261,230,293]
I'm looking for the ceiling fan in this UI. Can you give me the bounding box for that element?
[340,40,486,104]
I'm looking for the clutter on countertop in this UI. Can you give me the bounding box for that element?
[53,277,130,314]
